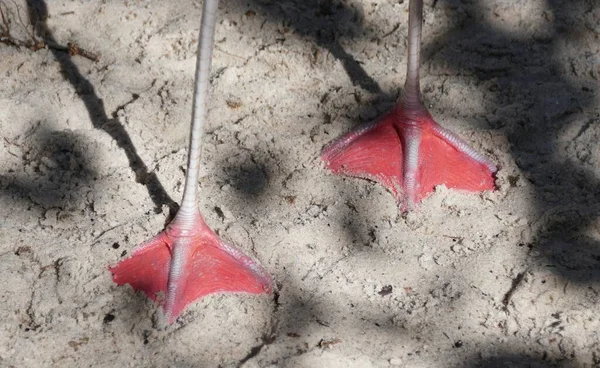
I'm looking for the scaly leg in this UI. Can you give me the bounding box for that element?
[321,0,496,211]
[109,0,272,324]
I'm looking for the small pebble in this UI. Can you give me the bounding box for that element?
[389,357,403,366]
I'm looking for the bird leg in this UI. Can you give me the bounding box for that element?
[109,0,272,324]
[321,0,496,211]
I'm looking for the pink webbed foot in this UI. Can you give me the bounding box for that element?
[109,213,272,324]
[321,105,497,211]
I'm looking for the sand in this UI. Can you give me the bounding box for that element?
[1,0,599,367]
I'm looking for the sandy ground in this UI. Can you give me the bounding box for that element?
[1,0,599,367]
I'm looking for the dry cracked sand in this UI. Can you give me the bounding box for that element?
[1,0,599,367]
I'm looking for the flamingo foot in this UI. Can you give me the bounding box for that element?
[321,104,497,211]
[109,212,272,324]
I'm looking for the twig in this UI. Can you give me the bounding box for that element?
[66,41,99,62]
[0,0,98,62]
[10,0,36,41]
[502,271,527,311]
